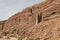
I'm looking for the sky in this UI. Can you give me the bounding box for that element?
[0,0,43,21]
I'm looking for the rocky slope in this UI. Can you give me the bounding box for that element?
[0,0,60,40]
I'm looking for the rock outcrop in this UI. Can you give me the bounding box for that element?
[0,0,60,40]
[0,20,6,33]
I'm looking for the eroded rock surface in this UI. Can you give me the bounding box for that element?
[0,0,60,40]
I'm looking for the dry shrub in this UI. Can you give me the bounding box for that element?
[26,37,40,40]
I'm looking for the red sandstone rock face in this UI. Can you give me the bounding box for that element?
[0,0,60,39]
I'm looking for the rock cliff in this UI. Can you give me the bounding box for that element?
[0,0,60,40]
